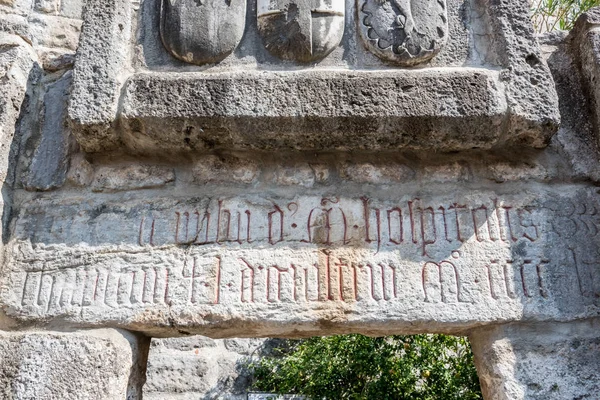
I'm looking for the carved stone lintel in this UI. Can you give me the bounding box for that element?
[358,0,448,65]
[160,0,246,65]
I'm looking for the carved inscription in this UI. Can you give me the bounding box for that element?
[182,255,221,304]
[14,249,559,315]
[238,252,399,303]
[484,259,548,300]
[137,197,540,251]
[568,249,600,299]
[13,192,600,322]
[20,265,171,311]
[422,260,466,303]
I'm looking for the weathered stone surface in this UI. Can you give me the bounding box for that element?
[358,0,448,65]
[541,28,600,182]
[57,0,84,20]
[470,319,600,400]
[68,0,131,150]
[28,14,81,51]
[192,155,259,184]
[0,0,34,16]
[571,8,600,143]
[1,1,599,399]
[145,336,270,399]
[23,70,71,191]
[0,34,35,186]
[38,49,75,71]
[1,185,598,336]
[257,0,344,62]
[482,0,560,146]
[65,152,93,186]
[68,0,559,154]
[160,0,246,65]
[339,161,414,183]
[119,69,509,153]
[273,163,315,187]
[0,32,36,266]
[0,329,149,399]
[34,0,59,14]
[91,164,175,192]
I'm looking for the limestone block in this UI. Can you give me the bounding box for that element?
[484,162,549,183]
[91,164,175,192]
[0,33,36,266]
[0,13,32,43]
[273,163,315,187]
[65,152,93,186]
[0,329,149,399]
[68,0,132,150]
[417,162,469,183]
[68,0,559,154]
[470,319,600,400]
[32,0,84,19]
[1,184,599,336]
[23,70,72,191]
[119,69,509,153]
[539,28,600,182]
[192,155,259,184]
[34,0,59,14]
[0,33,35,186]
[484,0,560,142]
[59,0,84,20]
[37,48,75,71]
[144,336,269,399]
[571,7,600,143]
[0,0,34,17]
[27,14,81,50]
[338,161,415,184]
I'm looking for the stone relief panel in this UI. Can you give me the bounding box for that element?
[69,0,559,153]
[257,0,345,62]
[160,0,247,65]
[359,0,448,65]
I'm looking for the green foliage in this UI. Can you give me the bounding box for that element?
[532,0,600,31]
[248,334,482,400]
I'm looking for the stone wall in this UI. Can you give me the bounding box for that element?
[144,336,277,400]
[0,0,599,398]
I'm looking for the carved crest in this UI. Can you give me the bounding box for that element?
[160,0,246,65]
[359,0,448,65]
[257,0,344,63]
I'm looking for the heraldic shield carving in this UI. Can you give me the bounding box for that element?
[160,0,246,65]
[257,0,345,63]
[359,0,448,65]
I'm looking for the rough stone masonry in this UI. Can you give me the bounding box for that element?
[0,0,599,398]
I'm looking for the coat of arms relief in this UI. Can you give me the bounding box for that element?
[160,0,247,65]
[359,0,448,65]
[159,0,447,65]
